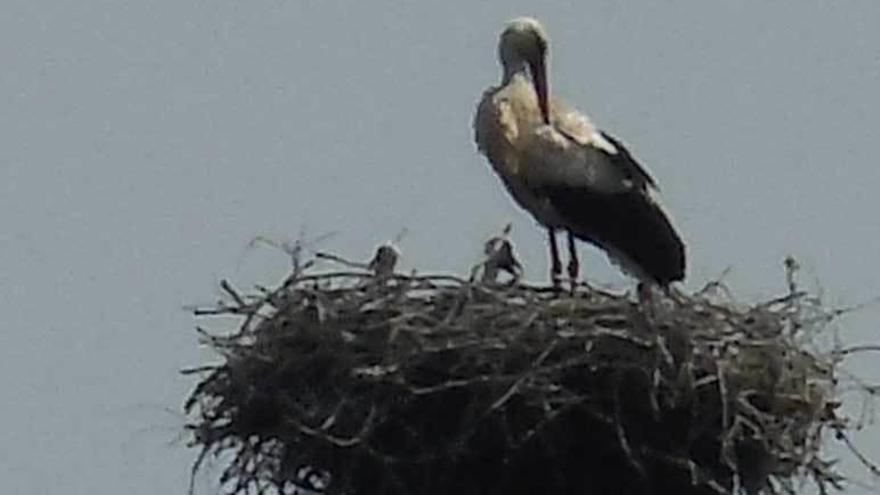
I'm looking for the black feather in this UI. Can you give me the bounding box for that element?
[542,186,685,285]
[598,131,657,191]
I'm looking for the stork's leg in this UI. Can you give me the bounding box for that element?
[566,231,579,293]
[638,282,657,318]
[637,282,651,305]
[663,284,686,306]
[547,228,562,289]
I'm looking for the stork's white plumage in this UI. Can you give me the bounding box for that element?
[474,17,685,290]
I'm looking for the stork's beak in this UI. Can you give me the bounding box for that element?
[528,55,550,125]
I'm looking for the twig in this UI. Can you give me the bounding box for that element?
[839,344,880,356]
[221,279,247,308]
[489,341,557,411]
[833,426,880,477]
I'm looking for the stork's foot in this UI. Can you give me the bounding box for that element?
[663,285,687,306]
[637,282,649,303]
[549,258,564,292]
[550,261,564,292]
[566,259,578,294]
[548,228,564,292]
[640,282,675,322]
[549,253,564,291]
[637,282,656,317]
[565,231,579,295]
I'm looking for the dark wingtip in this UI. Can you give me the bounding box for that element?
[655,237,686,287]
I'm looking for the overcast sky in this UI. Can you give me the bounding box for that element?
[2,1,880,493]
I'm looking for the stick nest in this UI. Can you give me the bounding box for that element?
[185,255,847,495]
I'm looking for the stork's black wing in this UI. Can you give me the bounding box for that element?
[542,185,685,285]
[598,131,658,191]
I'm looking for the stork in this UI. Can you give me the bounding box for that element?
[474,17,685,293]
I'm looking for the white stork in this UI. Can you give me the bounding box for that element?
[474,17,685,292]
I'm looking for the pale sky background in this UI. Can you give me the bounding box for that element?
[2,1,880,494]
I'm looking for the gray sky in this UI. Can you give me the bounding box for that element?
[2,1,879,493]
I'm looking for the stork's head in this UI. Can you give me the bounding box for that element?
[498,17,550,124]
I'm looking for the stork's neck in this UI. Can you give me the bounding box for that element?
[501,60,530,85]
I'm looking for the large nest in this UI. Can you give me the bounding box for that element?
[185,246,852,495]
